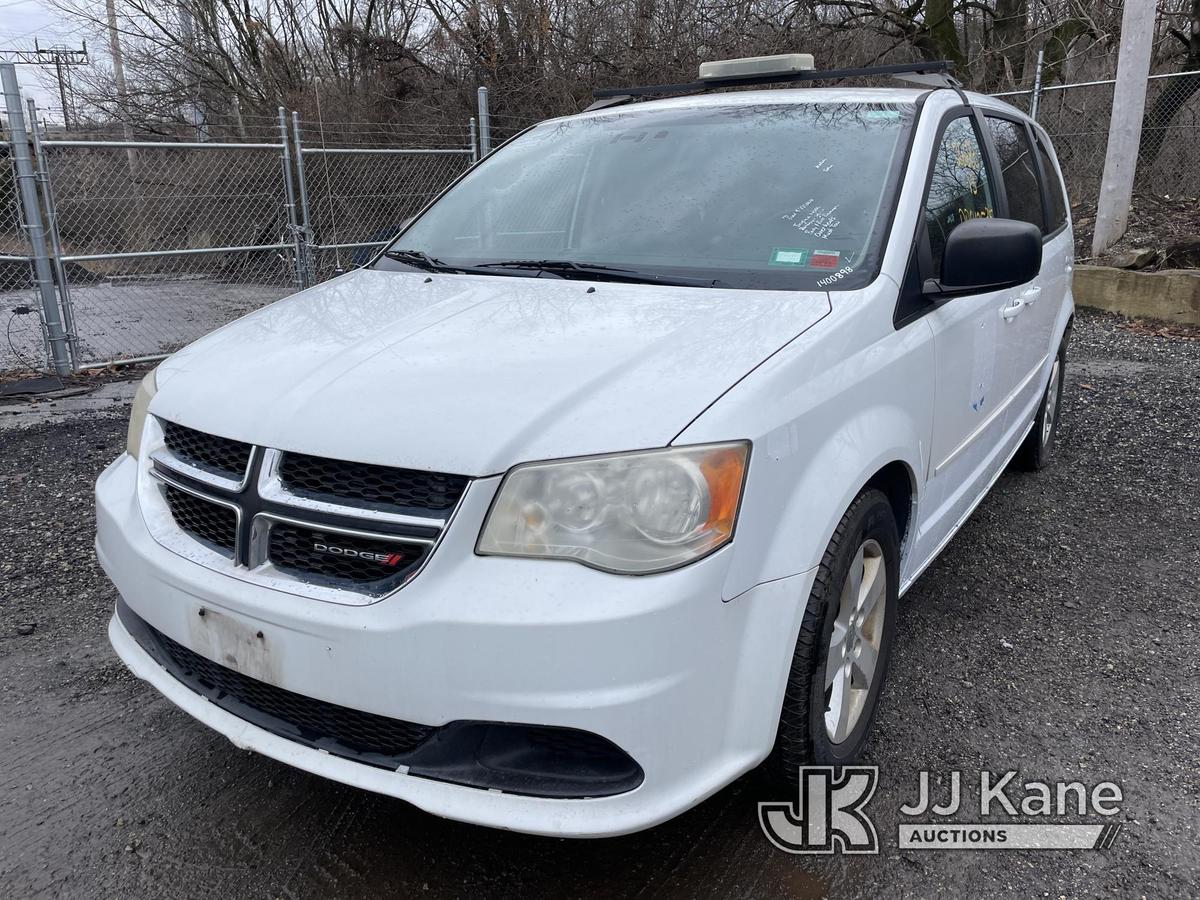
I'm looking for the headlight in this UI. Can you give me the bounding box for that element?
[477,442,749,574]
[125,368,158,458]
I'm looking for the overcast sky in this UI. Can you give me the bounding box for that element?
[1,0,98,123]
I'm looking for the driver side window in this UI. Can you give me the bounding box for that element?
[924,117,995,278]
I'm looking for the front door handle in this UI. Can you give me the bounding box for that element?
[1021,286,1042,305]
[1000,298,1025,320]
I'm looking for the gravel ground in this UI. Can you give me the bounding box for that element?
[1,309,1197,898]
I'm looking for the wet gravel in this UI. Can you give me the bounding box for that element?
[1,309,1197,898]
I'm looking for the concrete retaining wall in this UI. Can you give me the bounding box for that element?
[1073,265,1200,325]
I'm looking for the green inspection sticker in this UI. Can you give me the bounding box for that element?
[770,248,810,266]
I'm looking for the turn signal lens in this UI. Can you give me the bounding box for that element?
[477,442,749,574]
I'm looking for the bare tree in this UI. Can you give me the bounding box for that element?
[41,0,1199,138]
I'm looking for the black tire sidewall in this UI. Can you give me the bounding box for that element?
[807,491,900,764]
[1014,337,1069,471]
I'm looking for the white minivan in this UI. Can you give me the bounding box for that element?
[98,57,1074,837]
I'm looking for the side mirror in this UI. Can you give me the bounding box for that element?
[931,218,1042,295]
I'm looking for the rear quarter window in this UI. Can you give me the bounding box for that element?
[986,117,1044,232]
[1035,137,1069,232]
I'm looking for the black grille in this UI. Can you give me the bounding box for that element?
[163,484,237,556]
[268,521,428,590]
[161,420,252,481]
[152,623,434,760]
[118,599,643,796]
[278,452,468,516]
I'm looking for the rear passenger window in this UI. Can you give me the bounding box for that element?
[924,116,995,278]
[1035,137,1068,232]
[986,118,1044,231]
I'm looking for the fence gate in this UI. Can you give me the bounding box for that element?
[2,80,473,373]
[2,64,73,374]
[39,123,300,369]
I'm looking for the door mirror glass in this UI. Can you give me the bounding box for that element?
[935,217,1042,294]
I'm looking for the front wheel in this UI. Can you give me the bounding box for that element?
[763,489,899,788]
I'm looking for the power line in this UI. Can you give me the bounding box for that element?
[0,41,88,65]
[0,40,87,127]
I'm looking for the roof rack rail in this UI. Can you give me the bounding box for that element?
[589,60,957,108]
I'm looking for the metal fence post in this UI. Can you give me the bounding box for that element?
[1,62,72,374]
[476,87,491,157]
[469,117,478,162]
[290,111,315,287]
[1029,49,1045,121]
[277,107,307,289]
[27,97,78,369]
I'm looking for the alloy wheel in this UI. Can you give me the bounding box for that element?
[1042,357,1061,446]
[824,538,887,744]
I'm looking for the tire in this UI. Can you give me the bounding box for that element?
[762,488,900,789]
[1013,338,1067,471]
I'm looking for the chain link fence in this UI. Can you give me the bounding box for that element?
[40,138,298,368]
[2,107,51,371]
[292,117,473,281]
[994,70,1200,200]
[1,94,475,372]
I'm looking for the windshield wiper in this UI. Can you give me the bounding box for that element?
[476,259,725,288]
[382,249,459,272]
[382,249,539,278]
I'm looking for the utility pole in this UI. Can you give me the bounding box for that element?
[0,43,88,128]
[1092,0,1156,257]
[0,44,87,65]
[104,0,141,202]
[178,1,207,140]
[105,0,134,142]
[53,51,70,128]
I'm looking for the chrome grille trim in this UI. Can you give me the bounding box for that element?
[148,466,244,561]
[151,446,248,493]
[140,420,469,606]
[248,511,437,566]
[247,512,438,597]
[257,449,450,528]
[158,419,254,489]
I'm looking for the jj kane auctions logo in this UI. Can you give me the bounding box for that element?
[760,767,1124,853]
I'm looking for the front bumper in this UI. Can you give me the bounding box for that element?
[98,452,814,837]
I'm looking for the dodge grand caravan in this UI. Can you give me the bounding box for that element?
[98,56,1074,837]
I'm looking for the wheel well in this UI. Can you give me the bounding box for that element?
[865,462,914,548]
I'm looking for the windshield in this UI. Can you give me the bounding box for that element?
[379,101,916,291]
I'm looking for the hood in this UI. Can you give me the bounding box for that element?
[152,268,829,475]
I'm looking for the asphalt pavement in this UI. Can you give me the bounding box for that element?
[1,309,1197,898]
